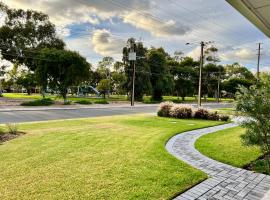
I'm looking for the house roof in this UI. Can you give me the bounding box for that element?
[226,0,270,37]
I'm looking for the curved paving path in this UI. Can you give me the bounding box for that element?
[166,123,270,200]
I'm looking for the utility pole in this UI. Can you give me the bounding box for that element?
[257,43,262,82]
[128,46,136,106]
[217,71,220,103]
[198,41,205,107]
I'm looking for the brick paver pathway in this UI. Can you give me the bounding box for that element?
[166,123,270,200]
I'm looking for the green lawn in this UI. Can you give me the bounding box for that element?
[3,93,128,103]
[195,126,262,168]
[212,107,237,116]
[0,115,223,200]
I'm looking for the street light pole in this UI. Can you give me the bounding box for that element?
[198,41,205,107]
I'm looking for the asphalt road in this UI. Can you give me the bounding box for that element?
[0,103,233,124]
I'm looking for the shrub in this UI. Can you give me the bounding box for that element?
[6,123,18,135]
[63,101,72,105]
[0,126,4,135]
[75,100,93,105]
[220,115,230,121]
[169,104,192,119]
[94,99,109,104]
[157,102,174,117]
[208,111,220,121]
[21,98,54,106]
[194,108,209,119]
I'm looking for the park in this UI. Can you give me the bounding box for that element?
[0,0,270,200]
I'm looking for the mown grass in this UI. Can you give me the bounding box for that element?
[0,115,224,200]
[195,126,262,168]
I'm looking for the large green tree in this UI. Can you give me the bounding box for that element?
[35,49,91,101]
[123,38,151,101]
[169,57,198,101]
[147,47,173,101]
[16,71,37,95]
[0,2,65,70]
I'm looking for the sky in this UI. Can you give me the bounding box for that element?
[1,0,270,72]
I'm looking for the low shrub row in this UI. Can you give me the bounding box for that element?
[157,102,230,121]
[21,98,54,106]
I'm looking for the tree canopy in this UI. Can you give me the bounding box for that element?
[0,2,65,70]
[35,49,91,101]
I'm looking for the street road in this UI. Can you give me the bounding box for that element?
[0,103,232,124]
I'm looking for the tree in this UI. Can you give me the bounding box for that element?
[35,48,91,101]
[97,79,110,99]
[222,63,255,97]
[236,83,270,168]
[202,64,225,98]
[0,2,65,70]
[169,57,198,101]
[123,38,151,101]
[16,72,37,95]
[97,57,114,96]
[147,47,173,101]
[224,63,255,80]
[222,78,253,98]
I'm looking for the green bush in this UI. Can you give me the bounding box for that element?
[63,101,72,105]
[157,102,174,117]
[75,100,93,105]
[208,112,220,121]
[194,108,210,120]
[220,115,230,121]
[169,105,192,119]
[0,127,4,135]
[94,99,109,104]
[21,98,54,106]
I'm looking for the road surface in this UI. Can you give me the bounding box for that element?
[0,103,232,124]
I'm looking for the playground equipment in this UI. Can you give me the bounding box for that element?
[77,85,100,97]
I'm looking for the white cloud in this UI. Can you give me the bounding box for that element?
[91,29,126,58]
[220,47,257,62]
[122,12,190,37]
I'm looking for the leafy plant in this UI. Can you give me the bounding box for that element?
[6,123,18,135]
[75,100,93,105]
[236,83,270,170]
[0,126,4,135]
[208,112,220,121]
[220,115,230,121]
[21,98,54,106]
[94,99,109,104]
[194,108,210,120]
[169,105,192,119]
[157,101,174,117]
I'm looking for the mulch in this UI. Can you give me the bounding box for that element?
[0,132,25,143]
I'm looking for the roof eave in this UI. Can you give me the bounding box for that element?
[226,0,270,38]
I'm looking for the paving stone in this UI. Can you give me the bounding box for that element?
[165,123,270,200]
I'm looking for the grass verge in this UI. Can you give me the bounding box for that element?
[195,126,262,168]
[0,115,223,199]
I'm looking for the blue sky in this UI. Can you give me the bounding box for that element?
[2,0,270,72]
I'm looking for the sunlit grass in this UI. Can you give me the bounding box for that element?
[0,115,224,199]
[195,126,262,168]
